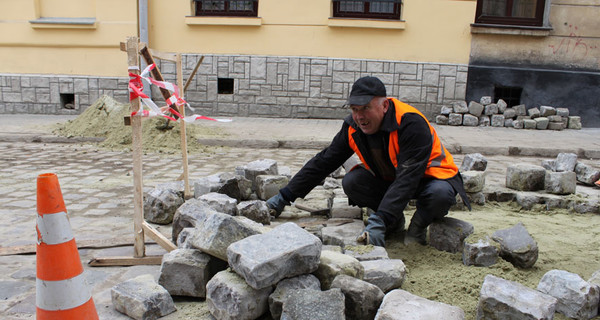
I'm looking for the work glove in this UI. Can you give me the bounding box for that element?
[356,213,386,247]
[266,192,290,218]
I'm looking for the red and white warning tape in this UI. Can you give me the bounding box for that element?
[128,64,231,123]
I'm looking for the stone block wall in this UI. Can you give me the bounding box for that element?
[0,55,468,120]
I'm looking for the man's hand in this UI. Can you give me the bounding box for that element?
[357,214,386,247]
[266,193,290,218]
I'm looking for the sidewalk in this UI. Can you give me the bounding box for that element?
[1,114,599,158]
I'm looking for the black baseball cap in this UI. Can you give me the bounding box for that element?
[345,76,387,107]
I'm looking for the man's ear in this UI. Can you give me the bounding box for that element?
[382,98,389,112]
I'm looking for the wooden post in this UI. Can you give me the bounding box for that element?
[126,36,146,258]
[176,53,192,199]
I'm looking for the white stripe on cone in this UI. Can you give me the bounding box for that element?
[36,273,92,311]
[36,211,73,245]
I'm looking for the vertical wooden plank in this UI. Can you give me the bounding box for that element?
[126,36,145,258]
[176,53,192,199]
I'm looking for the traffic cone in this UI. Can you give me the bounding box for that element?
[36,173,99,320]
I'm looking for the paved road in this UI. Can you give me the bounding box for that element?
[0,114,598,319]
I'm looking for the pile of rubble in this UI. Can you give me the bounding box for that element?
[109,158,600,319]
[458,152,599,213]
[435,96,582,130]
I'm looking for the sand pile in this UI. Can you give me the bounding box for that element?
[54,95,223,154]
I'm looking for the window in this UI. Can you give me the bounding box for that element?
[494,86,522,107]
[218,78,234,94]
[333,0,401,20]
[475,0,546,27]
[194,0,258,17]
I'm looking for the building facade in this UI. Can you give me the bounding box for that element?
[0,0,598,126]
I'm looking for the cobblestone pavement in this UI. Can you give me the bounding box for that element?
[0,140,599,319]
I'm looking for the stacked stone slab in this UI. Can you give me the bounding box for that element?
[458,153,488,207]
[111,274,177,320]
[537,270,599,319]
[436,96,582,130]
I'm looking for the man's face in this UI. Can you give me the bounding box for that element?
[350,98,389,135]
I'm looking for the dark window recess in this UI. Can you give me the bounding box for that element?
[60,93,75,109]
[194,0,258,17]
[494,86,522,107]
[333,0,401,20]
[218,78,234,94]
[474,0,545,27]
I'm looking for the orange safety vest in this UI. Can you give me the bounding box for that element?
[348,98,458,180]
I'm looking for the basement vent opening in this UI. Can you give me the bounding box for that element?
[218,78,234,94]
[60,93,75,109]
[494,86,522,108]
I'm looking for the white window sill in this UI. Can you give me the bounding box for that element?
[471,23,552,37]
[328,17,405,30]
[185,16,262,26]
[29,17,97,29]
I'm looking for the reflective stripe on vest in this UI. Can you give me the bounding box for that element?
[348,98,457,179]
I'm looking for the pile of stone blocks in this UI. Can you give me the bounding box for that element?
[478,270,599,319]
[504,153,599,213]
[436,96,582,130]
[459,153,488,207]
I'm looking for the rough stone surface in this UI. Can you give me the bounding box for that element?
[556,107,570,117]
[462,114,478,126]
[227,222,322,290]
[198,192,238,215]
[193,173,224,198]
[523,119,536,129]
[314,250,364,290]
[189,211,267,261]
[535,117,549,130]
[503,108,516,119]
[513,104,527,116]
[484,103,499,116]
[344,245,389,261]
[281,288,345,320]
[505,164,546,191]
[477,275,557,320]
[468,101,484,117]
[515,192,543,210]
[171,198,219,243]
[158,248,227,297]
[206,269,273,320]
[575,162,600,186]
[541,159,556,171]
[361,259,407,293]
[321,220,364,248]
[453,101,469,114]
[460,153,487,172]
[492,222,538,268]
[111,274,176,320]
[461,171,486,193]
[143,188,183,224]
[545,171,576,195]
[537,269,599,320]
[256,175,289,200]
[480,96,492,105]
[375,289,465,319]
[568,116,582,129]
[440,105,453,115]
[329,197,362,219]
[528,107,541,118]
[490,114,504,127]
[555,153,578,172]
[540,105,557,117]
[237,200,271,225]
[449,113,462,126]
[478,115,490,126]
[268,274,321,320]
[331,274,384,320]
[436,115,449,125]
[462,235,499,267]
[429,217,474,254]
[236,159,279,191]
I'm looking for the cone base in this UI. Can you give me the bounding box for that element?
[37,298,98,320]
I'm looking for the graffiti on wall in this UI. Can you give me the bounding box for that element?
[548,25,598,62]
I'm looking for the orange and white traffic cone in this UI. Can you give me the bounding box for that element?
[36,173,99,320]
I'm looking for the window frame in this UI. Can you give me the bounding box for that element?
[332,0,402,21]
[194,0,258,17]
[474,0,546,27]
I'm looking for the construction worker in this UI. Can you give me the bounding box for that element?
[266,76,470,247]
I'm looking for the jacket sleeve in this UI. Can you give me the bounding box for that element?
[377,113,432,224]
[280,122,355,201]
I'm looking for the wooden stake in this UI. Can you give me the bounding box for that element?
[176,53,192,199]
[183,56,204,93]
[142,221,177,252]
[126,36,146,259]
[88,256,163,267]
